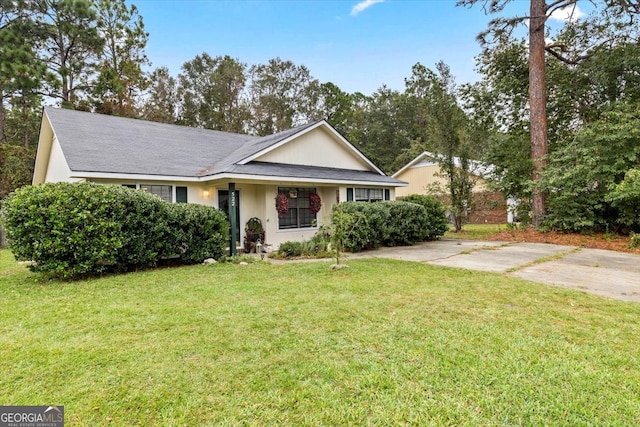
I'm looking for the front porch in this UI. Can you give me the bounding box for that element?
[214,182,342,252]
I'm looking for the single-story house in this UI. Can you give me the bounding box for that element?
[392,151,515,223]
[33,107,406,250]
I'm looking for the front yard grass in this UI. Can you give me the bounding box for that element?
[1,249,639,425]
[445,223,508,240]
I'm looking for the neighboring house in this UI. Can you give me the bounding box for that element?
[33,107,406,249]
[392,151,515,224]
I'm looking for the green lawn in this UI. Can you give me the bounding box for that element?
[445,223,508,240]
[1,249,639,426]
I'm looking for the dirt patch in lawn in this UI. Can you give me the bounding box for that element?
[487,229,640,255]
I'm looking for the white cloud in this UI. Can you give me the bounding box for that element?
[549,4,585,23]
[351,0,384,16]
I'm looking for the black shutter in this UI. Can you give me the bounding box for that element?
[176,186,188,203]
[384,189,390,200]
[347,188,353,201]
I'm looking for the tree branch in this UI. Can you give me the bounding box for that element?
[545,44,594,64]
[545,0,576,13]
[614,0,640,15]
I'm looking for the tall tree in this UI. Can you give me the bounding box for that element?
[353,86,412,174]
[0,2,45,198]
[317,82,354,135]
[93,0,149,116]
[527,0,547,226]
[463,3,640,224]
[178,53,249,132]
[142,66,178,124]
[39,0,103,107]
[406,62,478,231]
[0,1,47,145]
[247,57,321,135]
[457,0,640,226]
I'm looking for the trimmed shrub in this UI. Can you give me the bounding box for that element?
[114,185,170,269]
[335,202,386,249]
[401,194,449,240]
[165,203,228,264]
[340,210,371,253]
[1,182,228,278]
[1,183,159,277]
[329,200,446,252]
[381,201,428,246]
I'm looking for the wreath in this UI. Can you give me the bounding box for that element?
[309,192,322,215]
[275,193,289,217]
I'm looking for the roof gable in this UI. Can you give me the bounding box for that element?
[393,151,494,179]
[237,120,385,175]
[247,124,372,171]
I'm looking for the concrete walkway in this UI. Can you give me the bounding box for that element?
[346,239,640,303]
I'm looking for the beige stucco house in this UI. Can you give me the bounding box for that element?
[34,108,406,249]
[392,151,515,223]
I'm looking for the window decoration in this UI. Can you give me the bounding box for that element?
[277,187,317,229]
[275,193,289,217]
[309,192,322,215]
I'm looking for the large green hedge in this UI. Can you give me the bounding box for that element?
[163,203,228,264]
[381,201,429,246]
[0,183,228,278]
[401,194,450,240]
[331,198,448,252]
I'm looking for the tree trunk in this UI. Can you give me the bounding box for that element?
[0,222,5,249]
[0,89,5,143]
[22,93,29,148]
[0,103,5,144]
[529,0,548,227]
[0,223,7,249]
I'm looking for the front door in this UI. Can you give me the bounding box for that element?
[218,190,240,244]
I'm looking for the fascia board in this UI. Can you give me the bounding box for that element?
[69,172,407,187]
[69,172,203,182]
[202,172,408,187]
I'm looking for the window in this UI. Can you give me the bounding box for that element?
[176,187,188,203]
[278,187,316,230]
[140,184,172,202]
[355,188,383,202]
[129,184,188,203]
[354,188,384,202]
[347,188,391,202]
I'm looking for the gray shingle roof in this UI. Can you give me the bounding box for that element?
[44,107,404,185]
[45,107,257,177]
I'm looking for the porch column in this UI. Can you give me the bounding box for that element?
[229,182,237,256]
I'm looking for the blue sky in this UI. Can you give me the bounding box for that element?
[131,0,559,95]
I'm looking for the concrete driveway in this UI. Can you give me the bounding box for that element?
[347,239,640,303]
